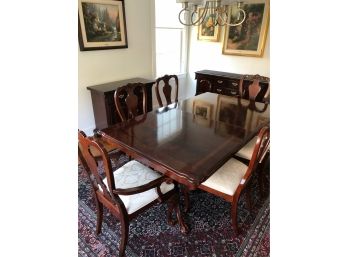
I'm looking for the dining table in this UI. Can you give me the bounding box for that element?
[98,92,269,187]
[97,92,270,232]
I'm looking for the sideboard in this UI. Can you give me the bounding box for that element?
[87,77,155,130]
[195,70,270,102]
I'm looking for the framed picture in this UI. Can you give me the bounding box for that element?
[78,0,128,51]
[222,0,269,57]
[197,8,220,41]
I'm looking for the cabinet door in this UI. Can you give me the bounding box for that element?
[196,78,212,95]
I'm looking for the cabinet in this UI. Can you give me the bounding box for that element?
[87,77,155,129]
[195,70,269,102]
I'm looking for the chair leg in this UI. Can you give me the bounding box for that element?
[259,153,270,199]
[167,194,177,226]
[95,200,103,235]
[231,202,239,236]
[257,169,264,199]
[245,186,252,213]
[182,186,190,213]
[119,219,129,257]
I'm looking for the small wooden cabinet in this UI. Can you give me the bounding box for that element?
[195,70,269,102]
[87,77,155,129]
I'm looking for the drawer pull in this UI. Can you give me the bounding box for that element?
[216,88,222,93]
[217,80,224,84]
[232,82,238,87]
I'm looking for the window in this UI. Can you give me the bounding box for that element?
[154,0,188,77]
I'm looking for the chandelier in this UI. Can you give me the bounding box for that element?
[176,0,246,27]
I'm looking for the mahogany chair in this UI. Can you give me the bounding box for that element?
[154,74,179,107]
[239,74,270,103]
[236,74,270,184]
[78,130,186,257]
[114,83,148,122]
[198,126,270,235]
[78,132,120,164]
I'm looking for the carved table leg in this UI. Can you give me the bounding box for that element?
[174,185,189,234]
[167,194,177,226]
[182,185,190,213]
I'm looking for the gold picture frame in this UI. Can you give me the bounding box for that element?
[197,8,220,41]
[222,0,269,57]
[78,0,128,51]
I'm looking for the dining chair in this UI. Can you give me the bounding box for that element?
[78,130,186,257]
[198,126,270,235]
[114,83,148,122]
[239,74,270,103]
[78,131,120,164]
[236,74,270,192]
[154,74,179,107]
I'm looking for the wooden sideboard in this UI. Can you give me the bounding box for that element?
[195,70,270,102]
[87,77,155,130]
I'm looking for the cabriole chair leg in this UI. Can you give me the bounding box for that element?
[95,200,103,235]
[119,219,129,257]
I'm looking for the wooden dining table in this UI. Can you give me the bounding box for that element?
[97,92,269,188]
[97,92,269,233]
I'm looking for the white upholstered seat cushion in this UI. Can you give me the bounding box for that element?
[201,158,248,196]
[235,136,257,160]
[99,160,174,214]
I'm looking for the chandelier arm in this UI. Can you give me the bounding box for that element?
[218,8,246,27]
[191,2,209,26]
[178,8,191,26]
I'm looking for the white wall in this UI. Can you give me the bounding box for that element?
[79,1,270,134]
[78,0,153,135]
[186,25,270,97]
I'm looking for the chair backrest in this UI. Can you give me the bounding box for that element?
[155,74,179,107]
[114,83,148,122]
[78,130,118,203]
[241,126,270,185]
[239,74,270,102]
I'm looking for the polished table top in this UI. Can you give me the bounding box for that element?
[99,93,270,189]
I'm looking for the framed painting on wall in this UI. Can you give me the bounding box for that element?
[197,8,220,41]
[78,0,128,51]
[222,0,269,57]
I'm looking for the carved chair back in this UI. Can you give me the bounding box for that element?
[78,130,122,206]
[236,126,270,193]
[239,74,270,102]
[114,83,148,122]
[155,74,179,107]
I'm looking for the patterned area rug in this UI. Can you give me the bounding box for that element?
[78,155,270,257]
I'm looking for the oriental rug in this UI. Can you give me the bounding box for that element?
[78,156,270,257]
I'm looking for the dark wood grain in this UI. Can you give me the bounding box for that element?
[98,93,270,190]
